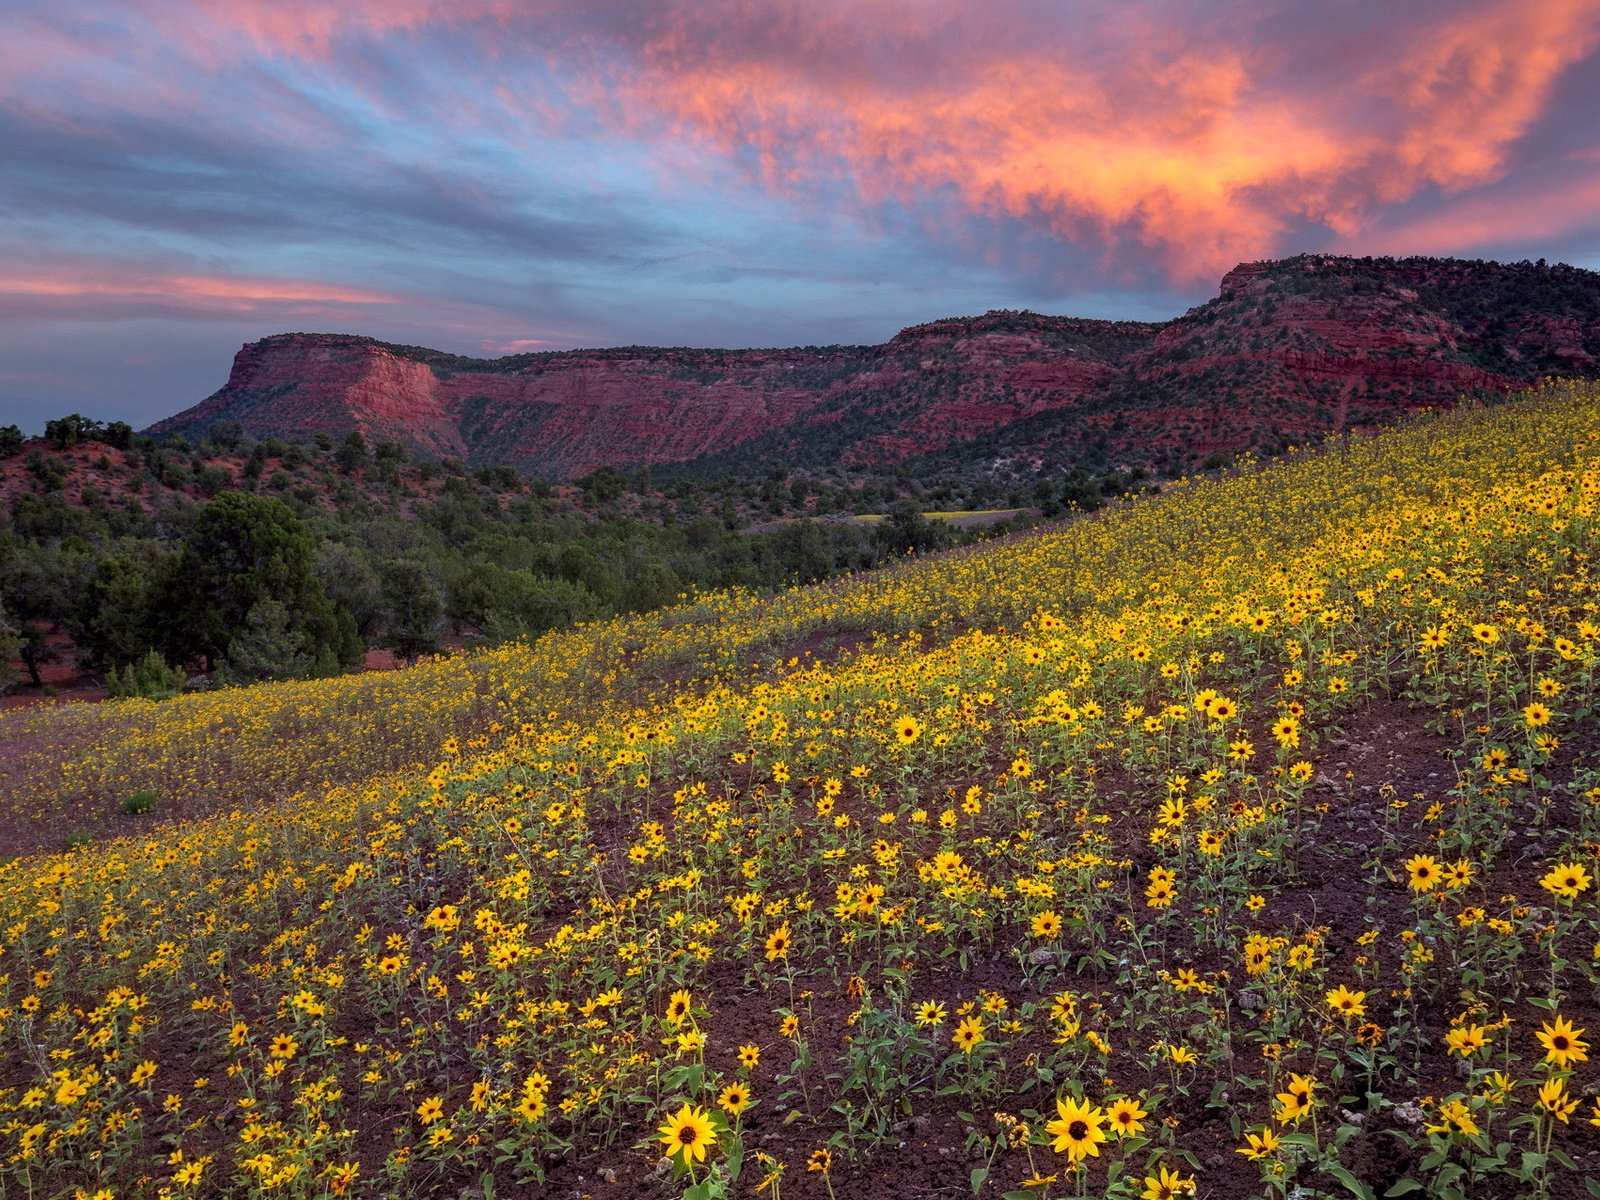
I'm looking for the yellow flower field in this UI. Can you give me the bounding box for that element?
[3,381,1600,1198]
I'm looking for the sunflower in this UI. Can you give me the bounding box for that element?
[1540,862,1592,901]
[736,1044,761,1069]
[1442,859,1474,890]
[1236,1127,1281,1160]
[1106,1096,1147,1137]
[1046,1094,1107,1162]
[1141,1164,1197,1199]
[1524,702,1553,727]
[1145,881,1176,908]
[1031,910,1063,938]
[894,716,923,744]
[1480,746,1511,771]
[807,1148,832,1175]
[1425,1099,1481,1137]
[1404,853,1441,892]
[1537,1015,1589,1068]
[1325,985,1366,1020]
[666,989,693,1026]
[778,1013,800,1038]
[1471,623,1499,644]
[268,1034,298,1059]
[952,1015,985,1054]
[415,1096,445,1124]
[764,923,791,961]
[1273,1074,1316,1125]
[914,1000,947,1027]
[1538,1077,1579,1123]
[658,1103,717,1166]
[717,1081,752,1117]
[1443,1024,1490,1057]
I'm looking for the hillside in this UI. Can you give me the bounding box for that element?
[1,424,1003,702]
[148,255,1600,480]
[4,382,1600,1198]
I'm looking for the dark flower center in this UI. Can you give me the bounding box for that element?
[1068,1120,1088,1140]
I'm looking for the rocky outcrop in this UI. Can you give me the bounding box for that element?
[148,255,1600,478]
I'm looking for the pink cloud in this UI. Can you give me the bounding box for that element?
[0,264,408,319]
[7,1,1599,284]
[564,0,1600,277]
[1336,165,1600,256]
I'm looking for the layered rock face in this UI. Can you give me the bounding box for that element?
[149,255,1600,477]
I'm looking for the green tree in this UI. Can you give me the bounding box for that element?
[876,501,954,555]
[71,547,165,672]
[218,600,318,683]
[315,541,383,640]
[0,600,20,692]
[378,557,445,662]
[335,431,369,474]
[168,492,360,675]
[16,621,57,688]
[44,413,102,448]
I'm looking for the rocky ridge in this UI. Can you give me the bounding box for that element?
[148,255,1600,478]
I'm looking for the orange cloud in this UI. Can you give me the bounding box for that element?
[0,267,404,311]
[9,1,1599,283]
[577,0,1600,278]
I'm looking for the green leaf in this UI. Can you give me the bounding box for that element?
[1383,1181,1424,1197]
[970,1166,989,1195]
[1435,1163,1465,1188]
[1325,1164,1375,1200]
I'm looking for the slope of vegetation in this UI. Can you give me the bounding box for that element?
[2,420,1020,697]
[3,382,1600,1199]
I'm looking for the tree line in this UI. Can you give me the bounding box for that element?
[1,422,980,695]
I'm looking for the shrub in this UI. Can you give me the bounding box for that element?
[107,650,186,700]
[120,790,156,815]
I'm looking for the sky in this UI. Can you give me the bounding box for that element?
[3,0,1600,432]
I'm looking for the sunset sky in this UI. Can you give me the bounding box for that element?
[4,0,1600,430]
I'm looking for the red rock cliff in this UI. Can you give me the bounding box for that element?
[148,255,1600,477]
